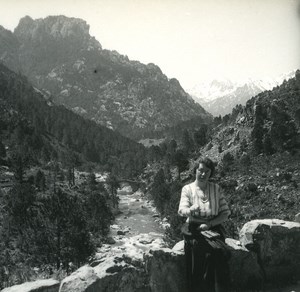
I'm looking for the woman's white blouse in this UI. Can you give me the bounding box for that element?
[178,181,230,220]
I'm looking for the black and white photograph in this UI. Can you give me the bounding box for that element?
[0,0,299,291]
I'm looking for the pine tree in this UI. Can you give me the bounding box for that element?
[151,169,170,214]
[173,150,189,181]
[106,173,120,208]
[0,140,6,158]
[182,129,194,154]
[10,151,29,183]
[251,103,264,154]
[193,124,208,147]
[35,169,46,191]
[270,103,297,151]
[239,152,251,173]
[263,133,274,155]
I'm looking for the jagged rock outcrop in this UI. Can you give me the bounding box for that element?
[14,15,97,46]
[0,16,211,139]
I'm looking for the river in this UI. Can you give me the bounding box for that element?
[113,186,165,236]
[95,185,167,260]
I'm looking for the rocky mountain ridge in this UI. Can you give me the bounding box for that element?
[189,71,296,116]
[0,15,211,139]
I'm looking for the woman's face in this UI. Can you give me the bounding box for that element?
[196,163,211,182]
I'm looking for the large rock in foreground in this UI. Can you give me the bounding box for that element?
[60,239,262,292]
[145,248,186,292]
[59,261,149,292]
[239,219,300,287]
[3,219,300,292]
[59,232,163,292]
[1,279,59,292]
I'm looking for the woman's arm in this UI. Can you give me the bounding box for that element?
[196,211,230,231]
[208,210,230,228]
[208,186,231,228]
[178,185,191,217]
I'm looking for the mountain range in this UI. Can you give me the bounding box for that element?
[188,71,296,117]
[0,15,211,140]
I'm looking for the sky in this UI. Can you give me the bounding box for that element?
[0,0,299,90]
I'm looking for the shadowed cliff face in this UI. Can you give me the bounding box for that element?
[0,15,211,139]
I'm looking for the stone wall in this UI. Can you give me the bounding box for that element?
[2,219,300,292]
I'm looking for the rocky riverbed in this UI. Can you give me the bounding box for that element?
[92,186,168,263]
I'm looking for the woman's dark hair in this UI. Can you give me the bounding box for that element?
[193,157,215,178]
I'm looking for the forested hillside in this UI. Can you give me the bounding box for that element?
[0,63,147,178]
[0,63,147,288]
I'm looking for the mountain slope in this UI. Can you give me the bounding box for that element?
[0,62,147,177]
[0,15,211,139]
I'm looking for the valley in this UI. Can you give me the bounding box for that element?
[0,13,299,292]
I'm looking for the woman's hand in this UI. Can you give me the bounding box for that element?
[189,204,200,216]
[197,223,210,231]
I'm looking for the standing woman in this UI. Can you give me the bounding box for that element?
[178,157,231,292]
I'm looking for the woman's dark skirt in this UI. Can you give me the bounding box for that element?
[182,223,231,292]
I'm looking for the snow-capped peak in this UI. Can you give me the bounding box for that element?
[188,78,237,102]
[187,70,297,117]
[187,70,296,103]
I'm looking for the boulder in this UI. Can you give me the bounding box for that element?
[59,257,149,292]
[172,240,184,252]
[144,248,186,292]
[239,219,300,287]
[1,279,59,292]
[106,237,116,245]
[59,266,98,292]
